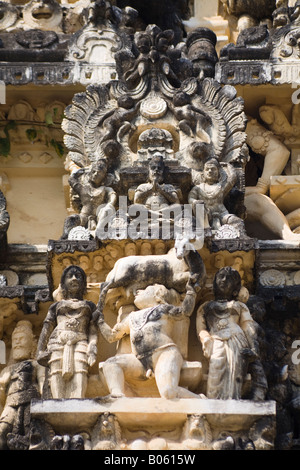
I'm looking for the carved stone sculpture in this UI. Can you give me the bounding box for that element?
[91,412,122,450]
[36,265,98,399]
[186,28,218,80]
[97,280,202,399]
[246,117,290,195]
[50,433,86,450]
[97,235,206,314]
[0,321,40,450]
[188,159,246,237]
[197,267,261,400]
[245,116,300,240]
[67,159,117,236]
[62,25,246,177]
[130,153,181,228]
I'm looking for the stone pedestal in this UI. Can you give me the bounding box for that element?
[30,398,276,450]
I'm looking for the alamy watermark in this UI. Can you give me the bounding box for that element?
[95,196,205,244]
[291,340,300,365]
[292,82,300,105]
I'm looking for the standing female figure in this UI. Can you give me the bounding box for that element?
[197,267,259,400]
[37,266,98,399]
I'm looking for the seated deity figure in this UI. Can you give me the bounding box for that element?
[132,153,181,222]
[0,321,41,450]
[188,158,245,234]
[196,267,260,400]
[36,266,98,399]
[96,279,202,399]
[68,159,117,232]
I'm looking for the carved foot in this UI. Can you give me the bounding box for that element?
[110,391,125,398]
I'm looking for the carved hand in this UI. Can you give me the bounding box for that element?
[36,350,51,367]
[186,274,201,293]
[201,335,213,359]
[96,310,105,325]
[240,347,258,362]
[87,342,98,367]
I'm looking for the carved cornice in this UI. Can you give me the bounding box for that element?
[217,3,300,85]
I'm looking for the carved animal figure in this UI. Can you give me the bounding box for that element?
[97,236,206,311]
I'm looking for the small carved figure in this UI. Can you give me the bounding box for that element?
[132,153,181,219]
[87,0,113,26]
[50,433,86,450]
[181,414,212,450]
[137,128,174,160]
[169,91,211,138]
[36,266,98,399]
[124,25,180,88]
[186,28,218,80]
[96,279,202,399]
[68,159,117,232]
[0,321,40,450]
[100,95,138,143]
[197,267,260,400]
[246,115,290,195]
[188,158,245,234]
[91,412,122,450]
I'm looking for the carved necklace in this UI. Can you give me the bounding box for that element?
[201,182,222,198]
[131,306,160,343]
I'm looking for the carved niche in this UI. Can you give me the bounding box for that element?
[62,24,248,240]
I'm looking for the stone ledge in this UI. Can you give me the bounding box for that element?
[0,62,116,86]
[31,398,276,432]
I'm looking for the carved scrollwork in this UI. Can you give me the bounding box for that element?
[259,269,286,287]
[0,2,19,31]
[22,0,63,32]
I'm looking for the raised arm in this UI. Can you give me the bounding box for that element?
[87,302,99,366]
[196,302,213,358]
[133,184,153,205]
[239,303,260,356]
[221,162,237,194]
[166,288,197,319]
[106,187,117,206]
[68,168,85,194]
[36,303,57,367]
[96,311,130,344]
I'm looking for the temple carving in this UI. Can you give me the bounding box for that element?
[0,0,300,452]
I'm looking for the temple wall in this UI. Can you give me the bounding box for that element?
[0,0,299,452]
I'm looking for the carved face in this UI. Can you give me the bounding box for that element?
[149,155,164,183]
[203,162,219,184]
[12,325,33,361]
[134,286,160,309]
[61,266,86,299]
[89,162,107,185]
[213,267,241,300]
[134,285,179,309]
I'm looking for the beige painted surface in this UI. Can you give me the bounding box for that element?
[4,168,67,244]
